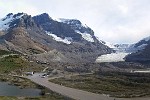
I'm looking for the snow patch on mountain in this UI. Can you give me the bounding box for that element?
[56,18,95,42]
[134,44,148,50]
[55,18,70,23]
[56,18,88,28]
[75,30,94,42]
[0,14,13,30]
[128,36,150,52]
[0,13,25,30]
[96,37,117,49]
[143,36,150,41]
[46,31,72,44]
[104,42,116,49]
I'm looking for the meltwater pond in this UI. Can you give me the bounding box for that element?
[0,82,41,97]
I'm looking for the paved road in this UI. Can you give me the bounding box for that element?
[26,74,150,100]
[27,74,115,100]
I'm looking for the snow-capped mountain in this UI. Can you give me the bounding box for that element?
[56,18,90,33]
[33,13,82,42]
[125,36,150,63]
[0,13,26,30]
[100,35,150,53]
[0,12,112,63]
[131,36,150,51]
[96,35,150,63]
[57,18,95,42]
[33,14,99,44]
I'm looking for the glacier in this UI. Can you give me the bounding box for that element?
[96,52,129,63]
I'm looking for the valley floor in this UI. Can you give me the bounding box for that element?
[26,71,150,100]
[0,50,150,100]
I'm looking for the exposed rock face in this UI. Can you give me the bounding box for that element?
[134,36,150,48]
[33,13,82,41]
[28,49,68,63]
[125,44,150,63]
[58,18,94,35]
[0,13,52,54]
[0,13,112,63]
[125,37,150,63]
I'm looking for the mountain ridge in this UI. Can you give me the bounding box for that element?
[0,12,112,63]
[125,36,150,63]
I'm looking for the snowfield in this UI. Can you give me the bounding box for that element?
[96,53,129,63]
[0,13,25,30]
[75,30,94,42]
[46,31,72,44]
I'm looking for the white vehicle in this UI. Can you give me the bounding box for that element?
[41,76,46,78]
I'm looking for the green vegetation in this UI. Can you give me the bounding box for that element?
[0,55,44,74]
[0,50,11,56]
[27,48,43,54]
[0,55,24,73]
[0,94,71,100]
[0,75,36,88]
[33,84,73,100]
[0,96,18,100]
[23,89,71,100]
[0,76,72,100]
[50,71,150,98]
[0,50,72,100]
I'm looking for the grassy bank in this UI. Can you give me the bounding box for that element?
[0,54,45,74]
[0,75,72,100]
[50,71,150,98]
[0,50,11,56]
[0,50,72,100]
[0,94,71,100]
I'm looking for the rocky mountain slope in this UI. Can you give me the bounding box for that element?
[101,37,150,53]
[125,36,150,63]
[0,13,112,63]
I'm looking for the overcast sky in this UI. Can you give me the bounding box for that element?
[0,0,150,44]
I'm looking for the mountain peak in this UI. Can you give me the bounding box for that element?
[3,12,26,20]
[0,12,29,30]
[6,13,13,17]
[57,18,88,28]
[40,13,49,17]
[133,36,150,49]
[13,12,27,18]
[0,12,113,63]
[57,18,94,36]
[57,18,81,24]
[33,13,54,28]
[37,13,50,18]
